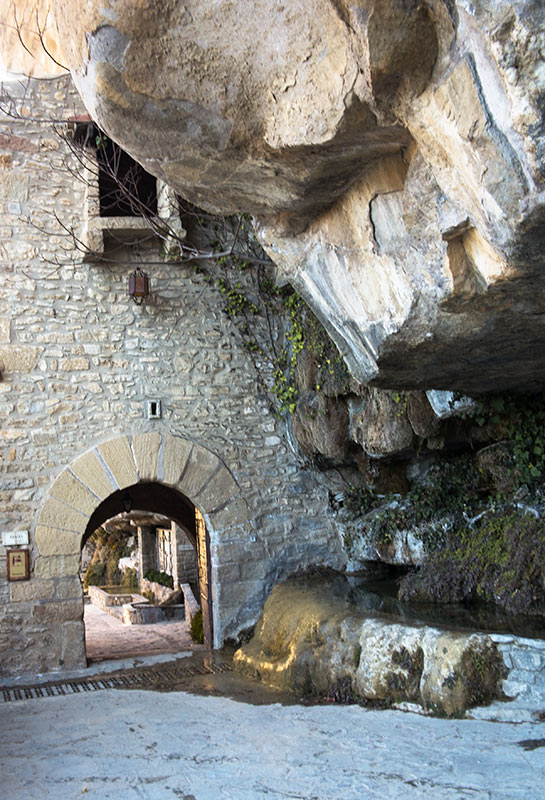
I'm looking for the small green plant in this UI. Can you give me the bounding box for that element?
[83,527,131,589]
[341,456,482,552]
[392,391,408,417]
[83,561,106,590]
[190,609,204,644]
[95,132,109,149]
[464,393,545,489]
[143,569,174,589]
[400,512,545,614]
[166,202,350,417]
[216,278,258,316]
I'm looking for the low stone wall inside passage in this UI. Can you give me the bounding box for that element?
[180,582,199,623]
[88,585,142,612]
[121,602,184,625]
[140,578,174,604]
[89,585,186,625]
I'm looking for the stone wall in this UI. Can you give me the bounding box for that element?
[180,582,199,624]
[467,634,545,723]
[139,578,174,605]
[0,76,344,678]
[88,585,136,611]
[174,523,198,590]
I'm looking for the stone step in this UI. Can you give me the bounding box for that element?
[466,634,545,721]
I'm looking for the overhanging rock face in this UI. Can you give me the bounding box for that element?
[52,0,545,392]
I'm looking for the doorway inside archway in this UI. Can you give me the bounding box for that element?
[81,482,213,662]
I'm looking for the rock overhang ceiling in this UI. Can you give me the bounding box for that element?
[8,0,545,391]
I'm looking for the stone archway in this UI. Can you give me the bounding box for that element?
[34,433,245,668]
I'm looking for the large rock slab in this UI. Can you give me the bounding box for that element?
[234,576,505,716]
[0,0,65,78]
[47,0,545,391]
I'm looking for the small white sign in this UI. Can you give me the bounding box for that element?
[2,530,29,546]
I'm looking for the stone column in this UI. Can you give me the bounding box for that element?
[174,522,198,588]
[137,525,156,589]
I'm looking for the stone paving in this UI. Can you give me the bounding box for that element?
[3,602,545,798]
[1,683,544,800]
[84,601,198,662]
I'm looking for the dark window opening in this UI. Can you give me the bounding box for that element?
[73,121,158,218]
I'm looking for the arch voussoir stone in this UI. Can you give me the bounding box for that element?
[69,450,117,500]
[177,446,221,498]
[169,436,243,516]
[207,496,250,531]
[191,467,240,515]
[97,436,138,489]
[37,497,89,535]
[163,435,193,486]
[49,470,102,517]
[35,525,81,556]
[131,432,161,481]
[37,434,243,561]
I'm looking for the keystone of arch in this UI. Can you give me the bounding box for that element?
[35,432,244,557]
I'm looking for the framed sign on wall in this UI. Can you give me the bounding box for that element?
[7,549,30,581]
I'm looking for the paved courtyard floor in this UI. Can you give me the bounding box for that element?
[1,669,544,800]
[84,601,198,662]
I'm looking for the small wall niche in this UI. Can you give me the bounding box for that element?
[146,399,162,420]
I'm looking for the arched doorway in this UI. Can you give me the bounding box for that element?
[82,481,213,649]
[34,433,245,669]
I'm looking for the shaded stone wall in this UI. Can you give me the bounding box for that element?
[173,523,198,590]
[0,76,343,678]
[137,526,157,587]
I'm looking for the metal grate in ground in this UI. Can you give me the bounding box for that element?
[0,661,232,703]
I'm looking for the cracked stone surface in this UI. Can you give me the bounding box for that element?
[1,687,545,799]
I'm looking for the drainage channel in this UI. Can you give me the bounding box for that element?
[0,661,232,703]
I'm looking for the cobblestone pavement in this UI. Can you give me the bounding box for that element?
[1,659,545,800]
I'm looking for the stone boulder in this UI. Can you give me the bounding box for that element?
[50,0,436,230]
[292,392,350,463]
[350,389,414,458]
[234,576,505,716]
[47,0,545,392]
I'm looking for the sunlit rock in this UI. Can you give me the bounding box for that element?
[0,0,65,78]
[40,1,545,391]
[234,577,505,716]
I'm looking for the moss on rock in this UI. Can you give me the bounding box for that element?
[399,513,545,615]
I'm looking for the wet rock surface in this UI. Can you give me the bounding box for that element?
[234,576,506,716]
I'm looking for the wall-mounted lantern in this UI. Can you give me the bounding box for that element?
[128,268,150,305]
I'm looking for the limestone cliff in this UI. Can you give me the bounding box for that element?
[40,1,545,390]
